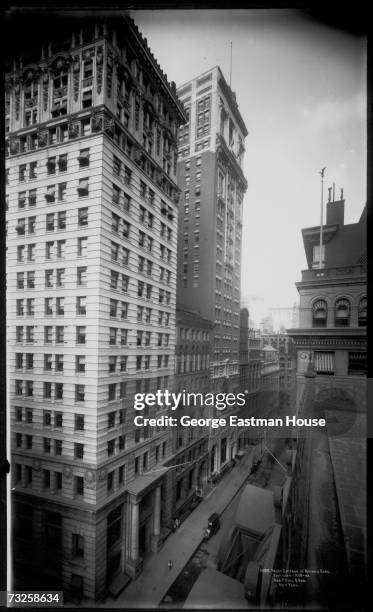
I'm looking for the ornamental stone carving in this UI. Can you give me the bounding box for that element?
[63,466,72,480]
[98,468,107,481]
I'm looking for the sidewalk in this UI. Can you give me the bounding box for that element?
[99,447,255,609]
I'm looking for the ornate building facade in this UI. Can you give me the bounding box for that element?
[288,194,366,412]
[6,15,186,600]
[175,66,248,474]
[261,333,296,413]
[168,308,213,521]
[287,192,367,606]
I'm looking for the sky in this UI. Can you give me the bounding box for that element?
[131,8,366,314]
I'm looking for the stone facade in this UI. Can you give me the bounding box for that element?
[6,15,186,600]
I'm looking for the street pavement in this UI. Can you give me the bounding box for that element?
[99,447,256,609]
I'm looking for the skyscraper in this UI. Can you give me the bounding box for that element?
[176,67,248,472]
[6,14,185,600]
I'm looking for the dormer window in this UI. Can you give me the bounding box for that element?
[312,299,327,327]
[358,297,367,327]
[334,298,350,327]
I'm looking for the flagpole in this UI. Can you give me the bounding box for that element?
[229,42,232,88]
[319,167,326,269]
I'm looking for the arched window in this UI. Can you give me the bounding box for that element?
[312,299,327,327]
[335,298,350,327]
[358,297,367,327]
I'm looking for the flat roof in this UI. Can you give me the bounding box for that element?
[235,484,275,536]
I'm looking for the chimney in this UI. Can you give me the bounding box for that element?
[326,186,345,226]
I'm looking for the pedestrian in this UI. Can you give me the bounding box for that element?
[168,560,173,571]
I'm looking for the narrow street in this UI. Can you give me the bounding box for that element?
[160,439,288,608]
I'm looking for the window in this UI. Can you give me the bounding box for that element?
[16,218,26,236]
[82,90,92,108]
[58,183,66,201]
[77,178,89,197]
[16,300,24,316]
[312,244,325,268]
[107,440,115,457]
[314,351,334,375]
[78,208,88,227]
[109,328,117,345]
[45,270,53,288]
[75,385,85,402]
[348,352,366,376]
[28,189,37,207]
[56,326,64,343]
[76,355,85,373]
[56,297,64,315]
[113,156,121,176]
[108,384,116,401]
[121,302,128,319]
[78,149,90,168]
[55,472,62,490]
[110,299,118,317]
[57,240,65,259]
[58,154,67,172]
[18,191,26,209]
[75,414,85,430]
[110,270,119,290]
[55,354,63,372]
[120,356,127,372]
[77,237,88,256]
[76,326,86,344]
[77,267,87,286]
[45,297,54,315]
[111,242,119,262]
[312,299,327,327]
[76,296,86,315]
[19,164,27,182]
[72,534,84,558]
[55,412,63,427]
[120,329,127,346]
[122,221,130,239]
[28,217,36,234]
[55,382,63,400]
[57,211,66,230]
[334,298,350,327]
[75,476,84,496]
[118,274,126,293]
[26,299,34,316]
[56,269,65,287]
[44,354,53,371]
[74,443,84,459]
[111,213,119,233]
[26,272,35,289]
[43,470,51,489]
[108,356,117,373]
[358,297,367,327]
[29,162,37,179]
[107,471,114,491]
